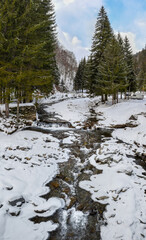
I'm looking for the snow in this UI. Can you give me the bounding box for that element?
[0,93,146,240]
[79,138,146,239]
[44,93,100,128]
[0,130,69,240]
[46,98,90,126]
[96,99,146,146]
[0,102,34,113]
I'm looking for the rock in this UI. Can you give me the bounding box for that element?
[135,152,146,161]
[77,203,84,211]
[64,177,72,184]
[25,157,31,161]
[62,187,70,194]
[126,121,139,128]
[67,197,76,209]
[111,121,139,128]
[96,196,109,201]
[50,181,60,188]
[6,186,13,190]
[89,208,97,216]
[5,168,14,171]
[9,105,36,121]
[17,146,31,151]
[9,210,21,217]
[129,115,138,121]
[9,197,25,207]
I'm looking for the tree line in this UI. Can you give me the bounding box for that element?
[0,2,144,120]
[74,6,136,103]
[0,0,59,117]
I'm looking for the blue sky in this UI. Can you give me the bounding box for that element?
[52,0,146,61]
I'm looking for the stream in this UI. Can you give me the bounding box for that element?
[24,100,146,240]
[24,101,113,240]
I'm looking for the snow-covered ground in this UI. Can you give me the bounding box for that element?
[0,130,70,240]
[0,93,145,240]
[45,93,146,239]
[80,138,146,240]
[97,99,146,146]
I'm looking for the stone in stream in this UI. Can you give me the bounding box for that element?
[9,197,25,207]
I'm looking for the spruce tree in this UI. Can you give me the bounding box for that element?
[0,0,58,117]
[98,36,127,103]
[88,6,113,95]
[124,36,136,92]
[117,33,128,98]
[85,56,95,94]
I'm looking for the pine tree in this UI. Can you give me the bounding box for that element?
[88,6,113,95]
[124,36,136,92]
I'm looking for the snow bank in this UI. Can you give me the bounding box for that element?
[80,138,146,240]
[97,99,146,146]
[0,130,69,239]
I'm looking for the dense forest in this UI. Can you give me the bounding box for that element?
[0,0,59,117]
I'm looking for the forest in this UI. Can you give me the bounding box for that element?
[0,1,145,119]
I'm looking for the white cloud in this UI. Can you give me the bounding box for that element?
[115,31,139,53]
[52,0,103,60]
[57,28,89,61]
[53,0,103,9]
[136,20,146,28]
[72,36,81,45]
[63,0,75,5]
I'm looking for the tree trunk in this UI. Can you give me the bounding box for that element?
[112,93,116,104]
[112,94,114,105]
[128,87,130,100]
[5,102,9,118]
[0,88,2,104]
[101,94,104,102]
[120,92,122,99]
[17,99,20,122]
[105,94,108,101]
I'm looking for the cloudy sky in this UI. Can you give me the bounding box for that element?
[52,0,146,61]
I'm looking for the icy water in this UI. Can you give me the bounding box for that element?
[26,103,112,240]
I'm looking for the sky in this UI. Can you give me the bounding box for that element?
[52,0,146,61]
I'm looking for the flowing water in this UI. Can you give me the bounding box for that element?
[26,102,112,239]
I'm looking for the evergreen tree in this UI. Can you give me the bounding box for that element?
[88,6,113,95]
[124,36,136,92]
[117,33,124,52]
[98,36,127,103]
[0,0,58,117]
[117,33,128,98]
